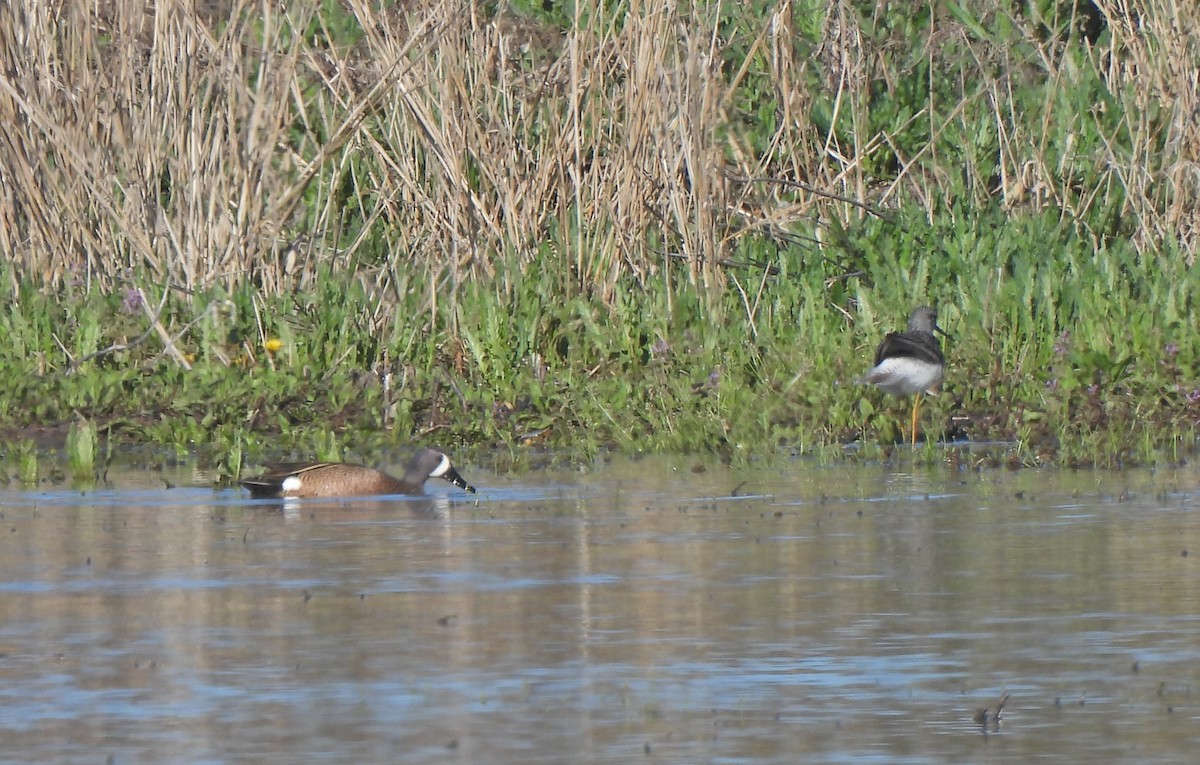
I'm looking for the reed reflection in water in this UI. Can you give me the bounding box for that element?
[0,456,1197,763]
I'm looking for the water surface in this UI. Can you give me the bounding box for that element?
[1,455,1198,763]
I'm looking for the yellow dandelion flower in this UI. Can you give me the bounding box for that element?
[264,338,284,353]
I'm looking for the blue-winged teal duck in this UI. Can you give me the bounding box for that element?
[860,306,948,446]
[240,447,476,499]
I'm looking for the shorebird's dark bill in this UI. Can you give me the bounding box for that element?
[442,467,477,493]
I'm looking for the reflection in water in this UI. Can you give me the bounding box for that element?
[0,457,1198,763]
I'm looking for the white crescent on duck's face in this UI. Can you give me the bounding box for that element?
[428,452,453,478]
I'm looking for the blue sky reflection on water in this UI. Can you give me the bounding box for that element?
[0,455,1198,764]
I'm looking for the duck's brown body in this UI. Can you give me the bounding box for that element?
[240,448,476,499]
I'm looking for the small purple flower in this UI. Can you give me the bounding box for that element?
[1187,388,1200,404]
[650,338,671,357]
[1053,331,1071,357]
[1165,343,1179,357]
[122,287,145,313]
[1087,384,1099,395]
[1045,378,1060,391]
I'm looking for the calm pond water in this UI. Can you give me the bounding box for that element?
[0,453,1198,764]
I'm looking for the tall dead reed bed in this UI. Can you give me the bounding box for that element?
[1,1,1193,308]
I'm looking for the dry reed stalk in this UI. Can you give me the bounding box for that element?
[359,0,797,300]
[0,0,321,293]
[1092,0,1200,262]
[0,0,870,309]
[978,0,1197,261]
[1,0,1193,318]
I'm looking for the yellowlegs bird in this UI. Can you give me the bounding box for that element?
[861,306,948,446]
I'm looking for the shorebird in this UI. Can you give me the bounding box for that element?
[861,306,948,446]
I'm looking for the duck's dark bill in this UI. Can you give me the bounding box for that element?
[441,467,477,493]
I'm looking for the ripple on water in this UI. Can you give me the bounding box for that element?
[0,457,1198,763]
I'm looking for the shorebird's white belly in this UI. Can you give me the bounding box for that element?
[863,357,944,396]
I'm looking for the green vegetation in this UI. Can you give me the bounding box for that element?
[65,417,98,485]
[0,0,1196,482]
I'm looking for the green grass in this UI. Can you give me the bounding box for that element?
[65,417,98,484]
[0,1,1196,483]
[1,198,1197,482]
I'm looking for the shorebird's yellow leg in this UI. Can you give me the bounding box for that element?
[910,394,922,447]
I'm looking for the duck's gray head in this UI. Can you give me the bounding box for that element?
[410,448,477,493]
